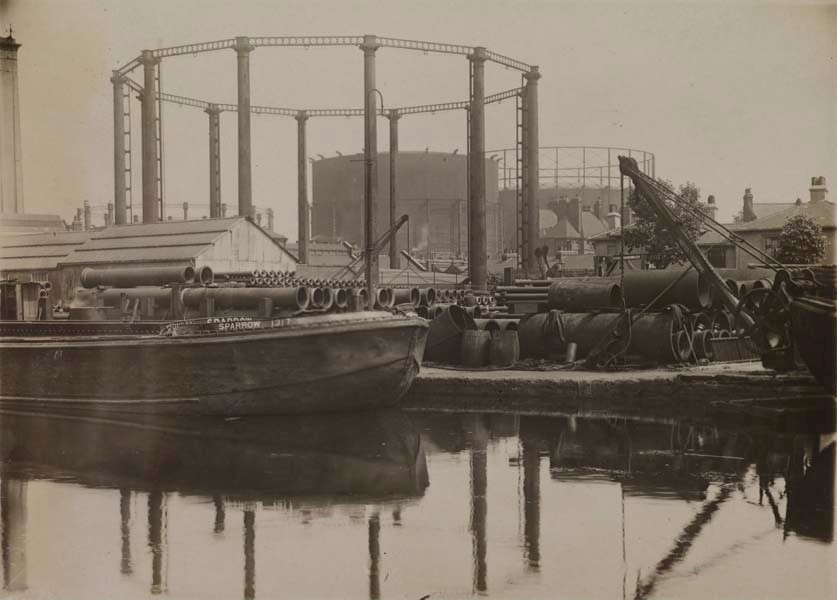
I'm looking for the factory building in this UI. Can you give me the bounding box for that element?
[311,151,500,263]
[0,217,297,302]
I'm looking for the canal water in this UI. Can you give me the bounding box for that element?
[0,403,834,599]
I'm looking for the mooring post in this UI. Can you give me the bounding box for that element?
[234,36,254,219]
[360,34,379,308]
[468,47,487,290]
[140,50,160,223]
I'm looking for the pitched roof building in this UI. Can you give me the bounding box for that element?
[0,217,297,301]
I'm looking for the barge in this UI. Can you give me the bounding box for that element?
[0,268,429,415]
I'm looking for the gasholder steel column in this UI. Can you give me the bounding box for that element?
[206,104,222,218]
[296,111,309,263]
[360,35,379,306]
[468,47,487,290]
[524,67,541,271]
[140,50,160,223]
[111,72,127,224]
[235,37,254,218]
[388,110,400,269]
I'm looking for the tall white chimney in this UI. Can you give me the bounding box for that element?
[809,176,827,203]
[0,31,24,214]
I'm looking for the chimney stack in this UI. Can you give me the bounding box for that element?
[742,188,756,222]
[182,201,189,221]
[809,176,827,203]
[0,32,24,214]
[266,208,274,232]
[605,210,620,231]
[106,203,114,227]
[706,195,718,221]
[83,200,91,230]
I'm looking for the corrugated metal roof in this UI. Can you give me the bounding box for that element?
[93,217,242,239]
[0,230,91,248]
[64,245,209,265]
[0,231,91,271]
[80,231,222,252]
[59,217,241,266]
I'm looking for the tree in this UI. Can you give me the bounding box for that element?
[622,180,706,269]
[776,214,826,265]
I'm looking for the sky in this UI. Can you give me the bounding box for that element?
[1,0,835,236]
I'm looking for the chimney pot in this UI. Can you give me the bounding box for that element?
[809,176,828,203]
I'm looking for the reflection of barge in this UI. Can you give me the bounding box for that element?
[0,311,428,415]
[0,409,429,499]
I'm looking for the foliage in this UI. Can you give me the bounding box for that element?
[776,214,826,264]
[622,180,707,269]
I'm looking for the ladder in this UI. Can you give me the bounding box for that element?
[515,79,528,271]
[154,63,165,220]
[121,84,133,222]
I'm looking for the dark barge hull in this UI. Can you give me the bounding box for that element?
[0,312,428,415]
[790,296,837,395]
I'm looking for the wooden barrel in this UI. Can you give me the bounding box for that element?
[461,330,491,367]
[488,330,519,366]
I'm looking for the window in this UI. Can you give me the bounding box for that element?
[764,236,780,258]
[707,247,727,268]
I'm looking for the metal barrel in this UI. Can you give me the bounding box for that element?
[546,278,623,311]
[622,270,712,310]
[488,330,520,366]
[460,329,491,367]
[181,286,309,311]
[425,304,476,363]
[81,266,196,288]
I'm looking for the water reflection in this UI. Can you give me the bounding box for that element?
[1,408,428,599]
[1,402,834,599]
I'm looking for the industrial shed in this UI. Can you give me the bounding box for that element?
[0,217,297,302]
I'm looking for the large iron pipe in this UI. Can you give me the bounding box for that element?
[622,270,712,310]
[81,266,196,288]
[182,286,309,311]
[547,278,623,311]
[560,312,629,358]
[393,288,420,307]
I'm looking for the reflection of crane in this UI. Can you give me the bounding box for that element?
[618,156,835,389]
